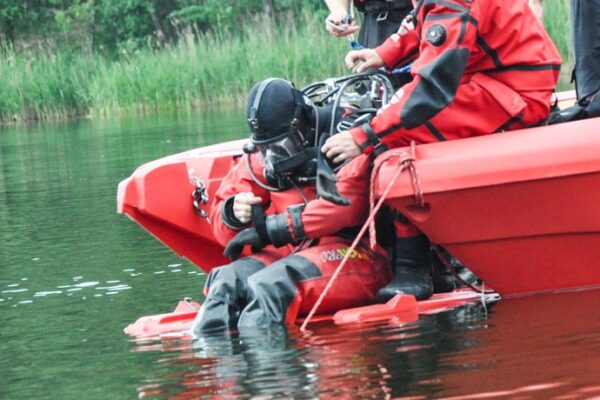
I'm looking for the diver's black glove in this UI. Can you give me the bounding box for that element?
[316,164,351,206]
[316,134,351,206]
[223,212,302,261]
[223,227,267,261]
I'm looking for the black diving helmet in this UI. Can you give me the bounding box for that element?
[245,78,319,188]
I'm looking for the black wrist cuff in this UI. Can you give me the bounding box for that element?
[361,123,388,156]
[287,204,307,241]
[221,196,249,230]
[266,213,295,248]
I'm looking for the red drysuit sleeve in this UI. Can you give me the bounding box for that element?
[293,153,372,239]
[351,0,478,153]
[375,14,421,71]
[209,153,271,247]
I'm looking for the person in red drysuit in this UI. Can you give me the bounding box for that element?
[191,78,391,335]
[321,0,562,302]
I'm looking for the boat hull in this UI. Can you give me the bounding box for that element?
[117,140,246,270]
[376,118,600,296]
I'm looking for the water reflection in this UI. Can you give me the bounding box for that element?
[131,290,600,400]
[131,302,486,399]
[0,110,246,400]
[435,290,600,399]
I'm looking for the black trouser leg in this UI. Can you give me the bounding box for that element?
[237,255,320,328]
[192,257,265,336]
[572,0,600,101]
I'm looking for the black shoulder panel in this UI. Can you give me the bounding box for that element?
[401,47,469,129]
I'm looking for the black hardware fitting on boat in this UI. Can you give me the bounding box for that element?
[192,177,209,218]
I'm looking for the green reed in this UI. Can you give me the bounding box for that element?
[0,13,348,123]
[543,0,573,89]
[0,7,573,123]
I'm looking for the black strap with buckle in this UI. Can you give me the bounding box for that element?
[362,0,412,15]
[361,123,388,156]
[287,204,307,241]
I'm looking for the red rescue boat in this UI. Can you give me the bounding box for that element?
[375,110,600,295]
[117,90,600,336]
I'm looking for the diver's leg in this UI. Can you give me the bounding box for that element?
[237,255,320,328]
[377,216,433,301]
[192,257,265,335]
[238,238,391,327]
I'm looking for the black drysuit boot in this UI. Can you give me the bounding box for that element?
[431,247,482,291]
[432,252,456,294]
[376,235,433,302]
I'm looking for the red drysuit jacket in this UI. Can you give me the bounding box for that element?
[351,0,562,152]
[210,152,373,247]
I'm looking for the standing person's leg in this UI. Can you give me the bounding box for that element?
[237,237,391,328]
[357,4,412,49]
[358,3,413,88]
[572,0,600,103]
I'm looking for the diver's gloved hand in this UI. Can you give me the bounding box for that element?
[316,166,351,206]
[223,228,266,261]
[223,213,300,261]
[316,134,351,206]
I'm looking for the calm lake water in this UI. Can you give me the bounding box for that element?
[1,110,600,400]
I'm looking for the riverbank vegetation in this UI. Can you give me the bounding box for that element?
[0,0,572,123]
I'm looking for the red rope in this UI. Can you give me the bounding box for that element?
[300,146,419,331]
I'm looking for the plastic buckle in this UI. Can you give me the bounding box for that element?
[373,142,388,156]
[377,11,388,21]
[350,40,364,50]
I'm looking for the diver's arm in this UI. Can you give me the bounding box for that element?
[294,154,372,239]
[210,154,270,247]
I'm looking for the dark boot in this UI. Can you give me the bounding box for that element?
[431,246,481,291]
[431,250,456,293]
[376,235,433,302]
[454,263,482,288]
[583,91,600,118]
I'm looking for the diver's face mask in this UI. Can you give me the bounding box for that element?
[257,128,317,189]
[261,132,304,174]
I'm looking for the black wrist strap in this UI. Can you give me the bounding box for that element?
[266,213,295,247]
[287,204,307,241]
[251,204,270,244]
[361,123,388,156]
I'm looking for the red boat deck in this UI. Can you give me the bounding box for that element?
[124,290,500,338]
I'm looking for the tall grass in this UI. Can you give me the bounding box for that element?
[0,6,573,123]
[88,13,349,117]
[0,13,347,123]
[544,0,573,90]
